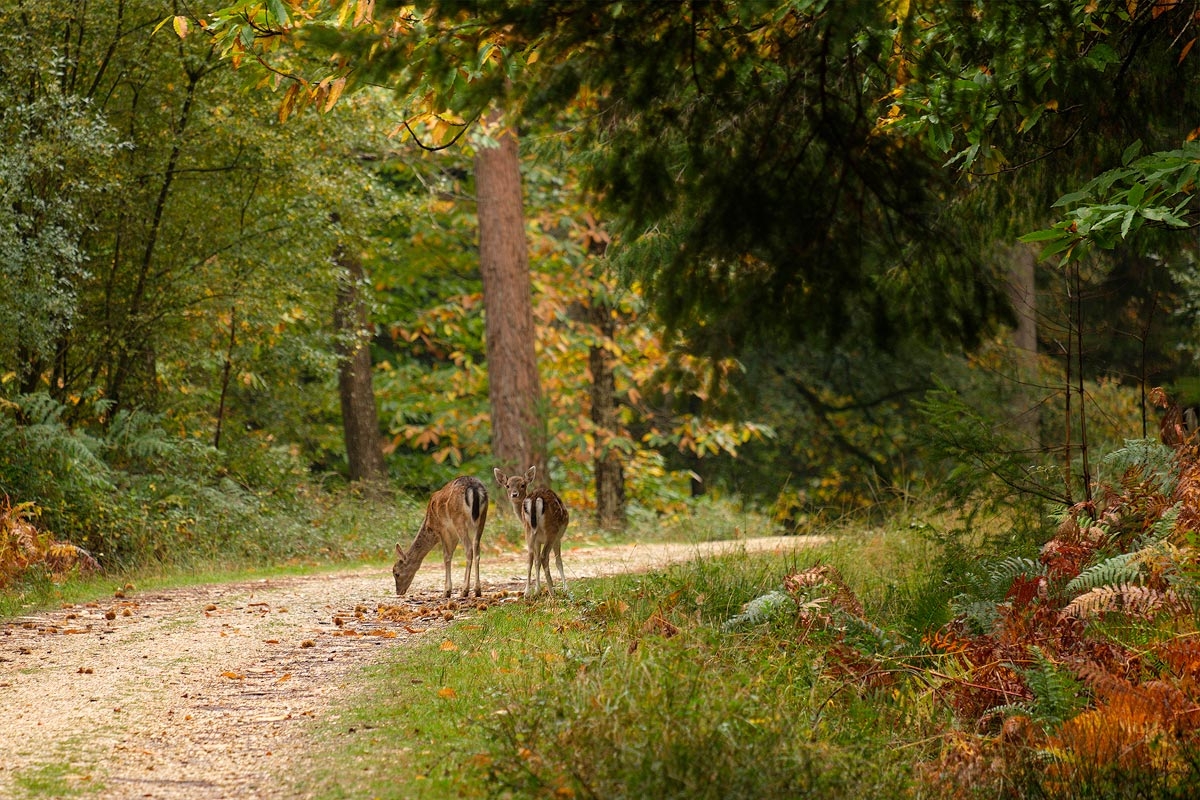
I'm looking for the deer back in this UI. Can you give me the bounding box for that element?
[523,488,569,543]
[393,476,487,595]
[428,475,488,539]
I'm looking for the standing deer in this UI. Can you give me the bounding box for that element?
[494,466,570,597]
[393,476,488,598]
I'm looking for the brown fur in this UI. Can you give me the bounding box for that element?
[494,466,570,597]
[393,476,488,598]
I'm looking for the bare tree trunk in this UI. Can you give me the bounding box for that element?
[213,306,236,451]
[333,243,387,489]
[1005,243,1040,447]
[588,298,626,530]
[475,111,546,486]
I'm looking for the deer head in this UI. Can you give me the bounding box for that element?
[494,466,537,515]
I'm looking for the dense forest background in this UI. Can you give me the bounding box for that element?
[2,0,1200,571]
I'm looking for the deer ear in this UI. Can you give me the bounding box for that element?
[395,543,404,557]
[493,467,506,486]
[524,466,537,483]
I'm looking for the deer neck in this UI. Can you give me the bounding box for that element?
[508,493,528,525]
[393,517,441,594]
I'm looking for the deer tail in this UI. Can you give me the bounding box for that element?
[466,482,486,525]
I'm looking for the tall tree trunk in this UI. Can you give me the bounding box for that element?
[588,298,626,530]
[333,243,387,489]
[1005,243,1040,447]
[108,50,210,410]
[475,111,546,486]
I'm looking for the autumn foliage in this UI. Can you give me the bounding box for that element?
[782,435,1200,796]
[0,498,98,589]
[927,438,1200,794]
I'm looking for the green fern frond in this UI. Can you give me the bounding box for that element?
[1064,552,1142,596]
[15,392,67,426]
[959,556,1046,605]
[837,611,905,656]
[1133,503,1180,550]
[950,597,1002,634]
[1018,646,1088,726]
[1100,438,1178,496]
[988,556,1046,585]
[105,408,185,464]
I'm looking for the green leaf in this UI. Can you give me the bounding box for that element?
[1119,207,1137,238]
[1125,181,1147,207]
[268,0,290,26]
[1122,139,1143,166]
[1050,190,1090,208]
[1018,228,1066,243]
[1038,236,1079,259]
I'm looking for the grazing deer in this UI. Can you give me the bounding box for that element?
[393,476,488,598]
[494,466,570,597]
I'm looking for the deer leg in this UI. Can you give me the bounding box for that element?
[553,539,566,594]
[473,527,484,597]
[442,542,454,598]
[525,533,538,598]
[460,536,474,599]
[539,540,554,594]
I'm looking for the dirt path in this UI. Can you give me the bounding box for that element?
[0,536,821,799]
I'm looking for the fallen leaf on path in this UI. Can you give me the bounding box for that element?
[222,671,245,680]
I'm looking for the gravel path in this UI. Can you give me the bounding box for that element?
[0,536,822,799]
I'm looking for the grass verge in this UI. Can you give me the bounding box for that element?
[9,759,102,799]
[288,527,950,799]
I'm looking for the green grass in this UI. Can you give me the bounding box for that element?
[286,524,952,800]
[9,760,102,799]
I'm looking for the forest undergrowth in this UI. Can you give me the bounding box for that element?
[783,434,1200,798]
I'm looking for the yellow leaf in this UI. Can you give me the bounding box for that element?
[173,15,189,38]
[354,0,375,26]
[278,83,300,124]
[324,77,347,112]
[437,686,457,699]
[440,640,458,651]
[222,671,245,680]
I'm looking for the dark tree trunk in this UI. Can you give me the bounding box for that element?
[107,53,209,411]
[588,298,626,530]
[333,244,387,489]
[213,307,236,451]
[475,112,546,486]
[1005,243,1040,447]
